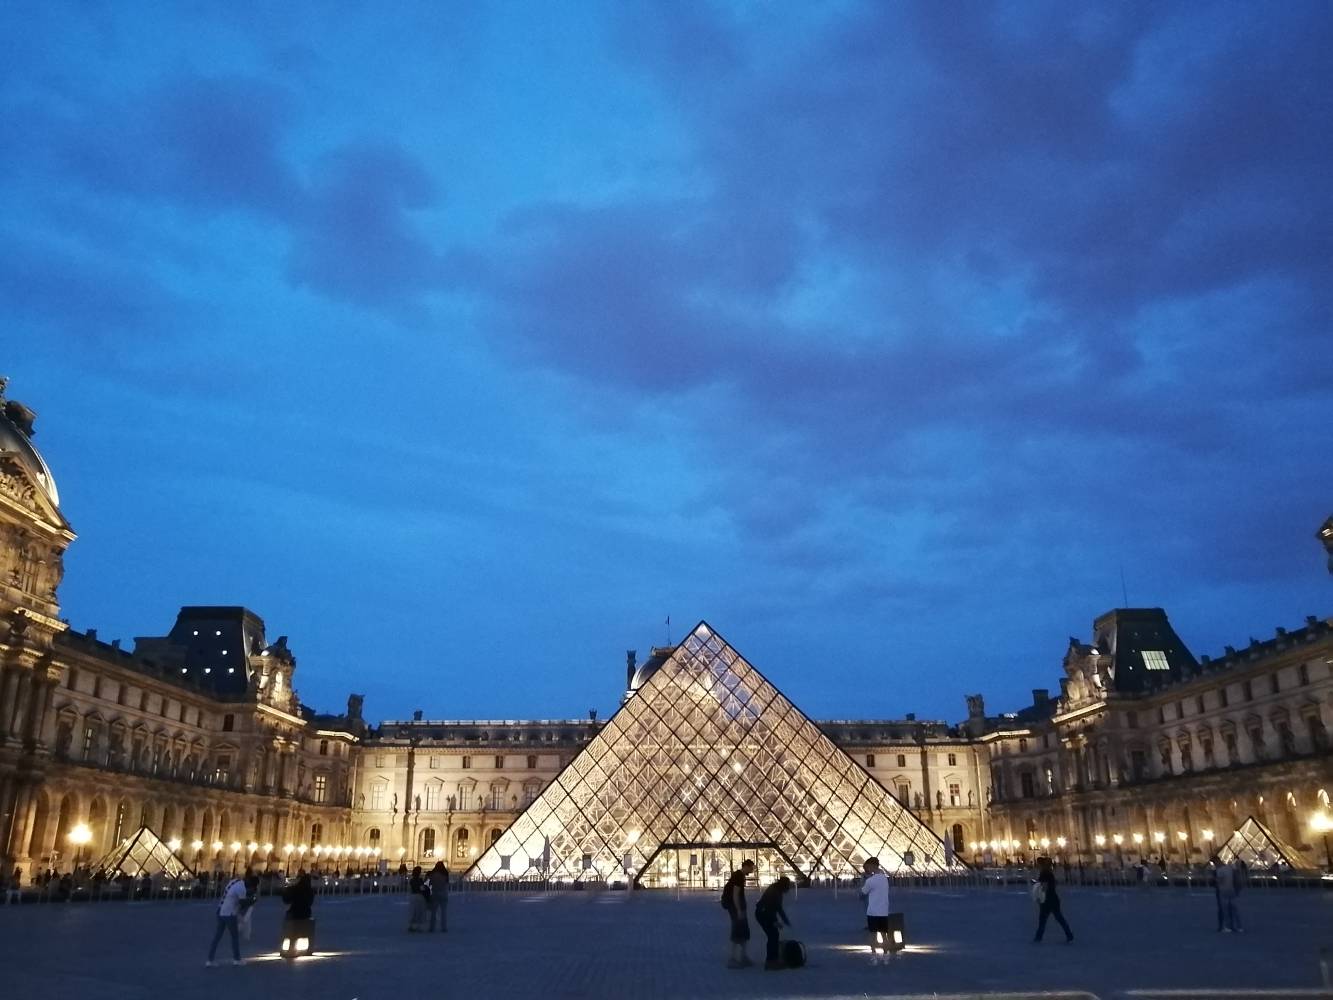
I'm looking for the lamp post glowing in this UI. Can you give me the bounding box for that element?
[1310,813,1333,870]
[67,823,93,867]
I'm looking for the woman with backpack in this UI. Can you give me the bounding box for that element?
[1032,856,1074,944]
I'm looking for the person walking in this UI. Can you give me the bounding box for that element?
[722,859,755,968]
[407,865,429,932]
[427,861,449,932]
[860,857,892,965]
[284,872,315,920]
[754,876,794,970]
[1032,856,1074,944]
[1214,856,1243,932]
[206,874,250,966]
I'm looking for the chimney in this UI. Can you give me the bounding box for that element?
[626,650,637,689]
[412,709,423,722]
[110,638,121,649]
[589,709,598,723]
[1032,689,1049,705]
[87,628,98,641]
[905,712,916,722]
[347,694,364,721]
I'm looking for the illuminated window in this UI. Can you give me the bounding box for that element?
[422,828,436,857]
[948,782,961,806]
[313,774,327,803]
[1142,650,1170,671]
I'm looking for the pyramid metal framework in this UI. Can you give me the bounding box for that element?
[470,622,960,883]
[1217,815,1311,869]
[93,826,195,880]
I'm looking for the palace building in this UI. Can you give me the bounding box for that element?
[1,381,1329,882]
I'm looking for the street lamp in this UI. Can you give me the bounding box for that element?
[1310,813,1333,870]
[67,823,93,867]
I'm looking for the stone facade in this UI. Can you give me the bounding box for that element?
[1,383,1329,878]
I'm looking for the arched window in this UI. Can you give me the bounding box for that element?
[368,827,381,846]
[951,823,965,853]
[489,828,501,845]
[454,827,470,860]
[311,822,323,845]
[421,828,436,857]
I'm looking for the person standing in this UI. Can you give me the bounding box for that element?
[427,861,449,932]
[407,865,429,932]
[206,874,249,966]
[1214,856,1243,932]
[754,876,794,970]
[1032,856,1074,944]
[722,859,755,968]
[860,857,892,965]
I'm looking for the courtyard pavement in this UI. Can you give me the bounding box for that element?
[2,883,1329,999]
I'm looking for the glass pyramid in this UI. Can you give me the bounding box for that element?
[470,622,960,885]
[93,826,195,880]
[1217,815,1311,869]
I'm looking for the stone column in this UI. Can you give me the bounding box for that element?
[2,668,26,737]
[0,665,14,739]
[22,676,53,746]
[2,781,32,868]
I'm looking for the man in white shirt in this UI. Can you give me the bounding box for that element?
[859,857,892,965]
[206,876,249,966]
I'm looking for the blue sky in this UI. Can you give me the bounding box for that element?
[4,2,1330,724]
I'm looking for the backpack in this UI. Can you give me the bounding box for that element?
[720,880,735,909]
[1030,880,1046,905]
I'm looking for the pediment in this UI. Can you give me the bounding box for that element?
[0,454,71,535]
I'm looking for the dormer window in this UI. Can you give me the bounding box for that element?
[1142,650,1170,671]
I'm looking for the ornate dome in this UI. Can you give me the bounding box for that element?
[0,386,61,510]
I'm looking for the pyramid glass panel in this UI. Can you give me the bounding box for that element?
[1217,816,1312,868]
[470,622,961,884]
[93,826,195,880]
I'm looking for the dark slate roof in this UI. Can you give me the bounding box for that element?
[1090,608,1197,694]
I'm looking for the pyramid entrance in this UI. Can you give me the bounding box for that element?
[470,622,961,885]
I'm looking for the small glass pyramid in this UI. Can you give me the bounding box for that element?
[470,622,961,885]
[93,826,195,880]
[1217,815,1310,869]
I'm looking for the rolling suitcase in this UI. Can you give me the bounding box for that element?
[781,939,806,968]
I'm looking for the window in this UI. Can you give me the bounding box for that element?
[1219,687,1229,708]
[311,822,323,845]
[1269,674,1280,695]
[947,753,958,767]
[896,783,910,803]
[1130,749,1148,781]
[313,774,327,803]
[375,755,386,768]
[66,667,78,690]
[896,754,907,768]
[948,782,961,806]
[82,725,96,761]
[319,739,329,756]
[425,782,441,811]
[139,690,148,711]
[1018,738,1028,752]
[429,756,440,769]
[370,784,386,810]
[1247,725,1265,758]
[457,785,471,810]
[526,755,537,769]
[490,788,504,810]
[1242,680,1253,702]
[214,754,231,784]
[454,828,470,860]
[1299,663,1310,686]
[422,828,436,857]
[462,756,471,769]
[368,828,381,846]
[1126,710,1138,729]
[1142,650,1170,671]
[489,828,502,845]
[1196,696,1205,714]
[1223,732,1238,761]
[1020,772,1036,798]
[1175,701,1184,720]
[951,823,964,853]
[495,755,504,769]
[866,754,876,767]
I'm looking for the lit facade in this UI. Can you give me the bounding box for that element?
[1,384,1329,880]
